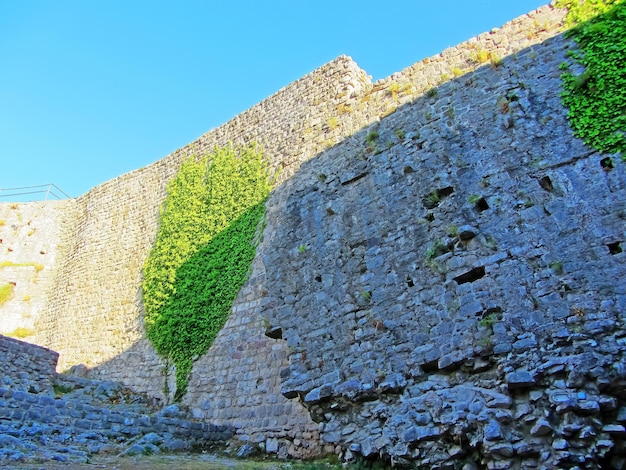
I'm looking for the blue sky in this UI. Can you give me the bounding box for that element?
[1,0,547,201]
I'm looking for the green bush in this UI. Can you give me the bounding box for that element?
[559,0,626,158]
[142,143,271,400]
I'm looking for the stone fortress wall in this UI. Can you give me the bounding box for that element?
[2,2,625,466]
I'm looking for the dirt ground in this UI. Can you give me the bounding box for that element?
[7,453,342,470]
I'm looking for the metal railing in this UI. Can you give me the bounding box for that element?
[0,184,72,201]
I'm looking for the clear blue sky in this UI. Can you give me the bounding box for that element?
[1,0,548,201]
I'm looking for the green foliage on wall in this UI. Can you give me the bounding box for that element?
[142,143,271,401]
[558,0,626,158]
[555,0,622,27]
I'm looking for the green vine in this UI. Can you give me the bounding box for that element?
[142,143,271,401]
[558,0,626,158]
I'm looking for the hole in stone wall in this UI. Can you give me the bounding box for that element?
[607,241,623,255]
[421,359,439,373]
[438,186,455,200]
[403,165,414,175]
[453,266,486,285]
[474,197,489,212]
[406,275,415,287]
[315,275,322,282]
[423,186,455,209]
[341,172,369,186]
[265,326,283,340]
[538,175,554,192]
[600,157,614,171]
[425,213,435,222]
[481,306,503,316]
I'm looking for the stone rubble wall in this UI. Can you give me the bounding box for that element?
[0,335,231,465]
[183,3,578,459]
[0,334,58,393]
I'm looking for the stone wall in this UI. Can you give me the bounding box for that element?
[0,334,58,392]
[5,2,624,465]
[257,20,626,470]
[0,200,75,338]
[0,334,231,465]
[183,3,573,459]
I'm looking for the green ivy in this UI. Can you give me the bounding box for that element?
[558,0,626,158]
[142,143,271,401]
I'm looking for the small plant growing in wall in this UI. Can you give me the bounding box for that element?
[425,240,449,260]
[451,66,464,77]
[478,312,498,329]
[6,327,34,339]
[0,282,15,306]
[388,82,401,98]
[366,130,379,144]
[424,190,440,209]
[365,130,379,153]
[357,289,372,303]
[471,48,491,64]
[394,129,406,140]
[490,54,504,68]
[550,261,564,274]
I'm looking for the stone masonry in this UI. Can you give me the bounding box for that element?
[0,334,231,465]
[258,17,626,470]
[2,1,625,466]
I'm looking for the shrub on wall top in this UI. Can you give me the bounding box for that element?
[142,143,271,401]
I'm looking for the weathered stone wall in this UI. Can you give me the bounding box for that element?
[6,2,624,465]
[0,334,58,392]
[183,3,573,459]
[0,335,231,465]
[258,22,626,470]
